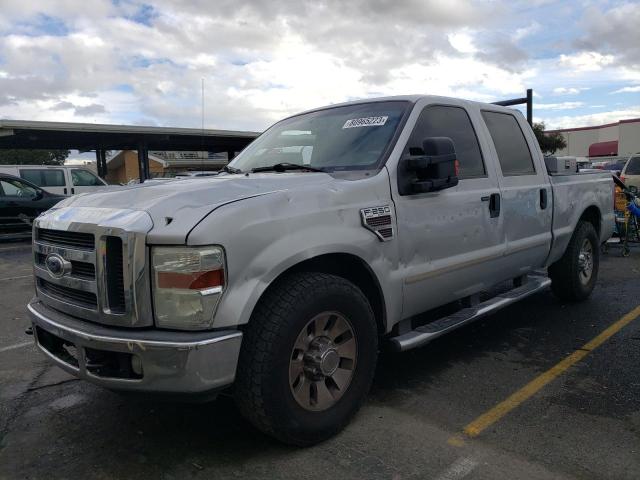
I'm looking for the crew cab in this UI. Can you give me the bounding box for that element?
[27,95,614,446]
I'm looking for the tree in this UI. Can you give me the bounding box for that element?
[532,122,567,155]
[0,149,70,165]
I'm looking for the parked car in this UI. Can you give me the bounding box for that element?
[0,165,107,196]
[0,173,65,237]
[601,159,627,176]
[27,95,614,446]
[620,154,640,191]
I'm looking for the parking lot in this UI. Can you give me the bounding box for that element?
[1,239,639,480]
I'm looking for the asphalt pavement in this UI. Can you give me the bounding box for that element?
[1,239,639,479]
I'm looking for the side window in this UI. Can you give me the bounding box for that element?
[407,105,485,178]
[19,169,66,187]
[0,179,38,197]
[72,169,103,186]
[481,111,536,176]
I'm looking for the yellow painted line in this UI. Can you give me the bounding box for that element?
[461,304,640,439]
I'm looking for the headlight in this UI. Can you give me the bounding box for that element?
[151,246,226,330]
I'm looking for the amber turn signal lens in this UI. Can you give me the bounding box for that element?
[157,269,224,290]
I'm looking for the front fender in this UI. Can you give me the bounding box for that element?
[186,176,402,331]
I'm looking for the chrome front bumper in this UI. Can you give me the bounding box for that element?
[28,299,242,394]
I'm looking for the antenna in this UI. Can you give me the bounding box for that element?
[201,78,205,172]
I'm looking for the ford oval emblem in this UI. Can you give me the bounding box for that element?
[44,253,69,278]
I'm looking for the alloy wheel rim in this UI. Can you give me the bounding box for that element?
[578,238,594,284]
[289,311,357,412]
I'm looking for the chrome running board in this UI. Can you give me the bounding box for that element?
[389,275,551,352]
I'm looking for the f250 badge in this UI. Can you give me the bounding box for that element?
[360,205,394,242]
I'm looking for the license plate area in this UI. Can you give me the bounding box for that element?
[35,326,80,369]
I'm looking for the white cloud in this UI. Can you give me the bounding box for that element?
[611,85,640,94]
[536,102,585,110]
[558,52,615,72]
[448,32,477,54]
[552,87,587,95]
[543,106,640,129]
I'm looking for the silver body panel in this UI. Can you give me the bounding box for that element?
[28,94,614,394]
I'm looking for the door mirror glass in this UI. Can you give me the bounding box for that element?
[401,137,459,194]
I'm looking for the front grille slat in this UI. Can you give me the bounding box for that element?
[38,279,98,309]
[37,228,94,250]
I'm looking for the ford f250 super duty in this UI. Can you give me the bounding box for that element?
[27,95,614,445]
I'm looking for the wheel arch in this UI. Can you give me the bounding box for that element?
[252,253,387,336]
[578,205,602,237]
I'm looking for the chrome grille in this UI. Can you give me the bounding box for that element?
[36,253,95,280]
[37,228,94,250]
[38,278,98,309]
[32,207,154,328]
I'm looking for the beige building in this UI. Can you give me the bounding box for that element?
[105,150,231,183]
[548,118,640,159]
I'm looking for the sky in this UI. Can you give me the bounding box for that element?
[0,0,639,136]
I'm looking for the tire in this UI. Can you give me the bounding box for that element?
[549,220,599,301]
[234,272,378,446]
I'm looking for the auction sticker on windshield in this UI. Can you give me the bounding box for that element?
[342,116,388,129]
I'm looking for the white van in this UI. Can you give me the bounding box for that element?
[0,165,107,196]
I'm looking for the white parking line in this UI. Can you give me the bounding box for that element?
[0,274,32,281]
[0,341,33,354]
[435,457,479,480]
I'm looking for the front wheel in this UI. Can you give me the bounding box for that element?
[234,272,378,446]
[549,220,600,301]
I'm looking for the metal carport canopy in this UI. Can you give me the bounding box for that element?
[0,119,260,181]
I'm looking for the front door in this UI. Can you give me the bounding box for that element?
[0,177,41,234]
[70,168,107,194]
[393,102,507,318]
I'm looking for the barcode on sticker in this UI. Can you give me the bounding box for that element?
[343,116,388,129]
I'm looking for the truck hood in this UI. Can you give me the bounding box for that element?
[57,173,335,243]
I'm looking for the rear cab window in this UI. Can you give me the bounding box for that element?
[19,169,66,187]
[481,111,536,176]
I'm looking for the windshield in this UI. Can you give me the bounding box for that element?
[228,101,410,173]
[625,156,640,175]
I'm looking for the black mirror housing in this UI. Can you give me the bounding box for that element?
[398,137,459,195]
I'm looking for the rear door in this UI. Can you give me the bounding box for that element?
[480,110,553,274]
[19,168,69,195]
[393,101,507,318]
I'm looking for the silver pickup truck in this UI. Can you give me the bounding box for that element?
[28,95,614,445]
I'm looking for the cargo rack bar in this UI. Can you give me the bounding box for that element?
[492,88,533,126]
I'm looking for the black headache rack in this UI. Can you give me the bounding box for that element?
[492,88,533,126]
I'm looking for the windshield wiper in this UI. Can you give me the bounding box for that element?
[221,165,242,174]
[251,163,325,173]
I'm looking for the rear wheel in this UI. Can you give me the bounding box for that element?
[234,272,378,446]
[549,220,599,301]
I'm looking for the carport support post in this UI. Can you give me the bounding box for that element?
[137,143,149,183]
[526,88,533,126]
[99,149,107,178]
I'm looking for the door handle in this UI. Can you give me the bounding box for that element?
[540,188,548,209]
[489,193,501,218]
[71,188,75,194]
[63,187,67,195]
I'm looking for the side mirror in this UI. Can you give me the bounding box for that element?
[399,137,459,195]
[32,191,44,201]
